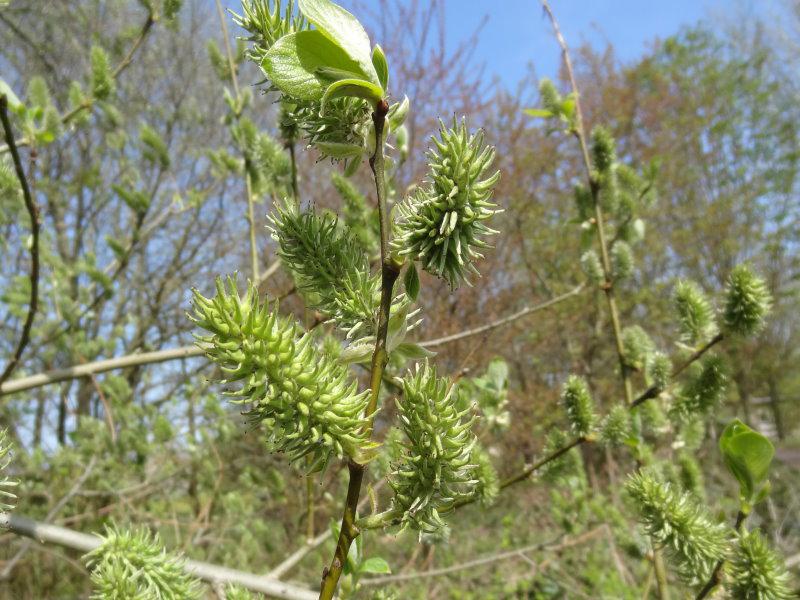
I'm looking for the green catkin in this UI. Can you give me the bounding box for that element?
[611,240,634,280]
[393,118,501,288]
[600,404,632,445]
[190,277,372,471]
[673,279,717,345]
[269,207,379,337]
[90,45,115,100]
[538,78,562,114]
[560,375,596,437]
[580,249,604,284]
[626,471,728,586]
[622,325,655,371]
[670,354,727,419]
[723,264,772,336]
[0,430,17,511]
[728,529,794,600]
[390,363,478,535]
[83,525,202,600]
[646,351,672,391]
[591,125,616,175]
[233,0,307,62]
[677,452,706,501]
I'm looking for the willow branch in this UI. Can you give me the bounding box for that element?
[695,510,747,600]
[0,95,41,389]
[0,512,318,600]
[319,99,395,600]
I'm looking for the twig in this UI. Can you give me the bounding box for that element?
[0,512,319,600]
[419,284,584,348]
[360,526,605,585]
[0,95,41,389]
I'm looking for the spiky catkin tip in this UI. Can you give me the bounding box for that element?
[560,375,596,437]
[646,351,672,391]
[723,264,772,336]
[393,117,501,288]
[728,529,794,600]
[390,363,478,535]
[670,354,727,420]
[626,471,729,586]
[190,276,372,471]
[84,525,202,600]
[600,404,632,446]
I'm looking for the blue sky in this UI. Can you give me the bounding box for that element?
[435,0,766,88]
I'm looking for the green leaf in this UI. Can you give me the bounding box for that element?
[394,342,436,360]
[524,107,552,118]
[263,30,364,101]
[720,419,774,504]
[359,557,391,575]
[371,44,389,89]
[298,0,380,88]
[321,78,383,110]
[313,141,363,159]
[387,95,409,132]
[403,262,419,300]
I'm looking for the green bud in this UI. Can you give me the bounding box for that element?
[670,355,727,419]
[393,118,501,288]
[560,375,595,437]
[723,264,772,336]
[538,78,562,114]
[646,351,671,391]
[673,279,717,345]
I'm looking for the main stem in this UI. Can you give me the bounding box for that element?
[318,100,396,600]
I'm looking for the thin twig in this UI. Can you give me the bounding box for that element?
[420,284,584,348]
[695,510,747,600]
[0,95,41,389]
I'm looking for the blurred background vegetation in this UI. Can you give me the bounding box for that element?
[0,0,798,597]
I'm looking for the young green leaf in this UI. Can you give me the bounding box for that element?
[371,44,389,89]
[719,419,774,507]
[359,557,391,575]
[321,78,383,110]
[298,0,380,88]
[263,30,364,101]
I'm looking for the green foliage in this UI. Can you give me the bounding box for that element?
[90,45,115,100]
[190,277,373,470]
[723,264,772,336]
[673,279,717,345]
[560,375,596,437]
[626,471,729,585]
[0,429,17,511]
[456,358,510,432]
[270,205,378,337]
[394,118,501,288]
[83,525,202,599]
[139,123,170,169]
[390,363,478,535]
[728,530,794,600]
[719,419,774,508]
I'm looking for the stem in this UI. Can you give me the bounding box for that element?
[289,142,300,204]
[318,99,395,600]
[652,549,670,600]
[305,457,315,542]
[541,0,633,406]
[695,510,747,600]
[245,169,260,280]
[0,95,41,389]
